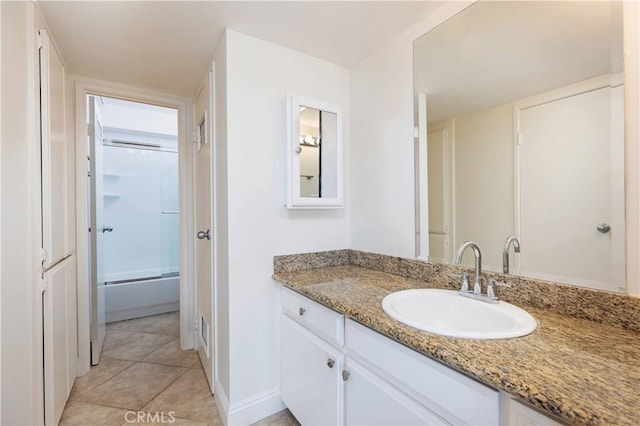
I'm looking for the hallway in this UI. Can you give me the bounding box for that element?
[59,312,299,425]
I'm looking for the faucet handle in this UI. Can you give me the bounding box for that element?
[453,273,470,292]
[486,279,511,299]
[459,273,469,292]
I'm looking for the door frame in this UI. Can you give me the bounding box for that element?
[74,77,194,375]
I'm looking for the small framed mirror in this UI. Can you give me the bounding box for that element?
[286,94,343,208]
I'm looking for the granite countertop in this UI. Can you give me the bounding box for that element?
[273,264,640,426]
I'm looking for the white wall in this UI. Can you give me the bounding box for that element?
[212,31,231,408]
[1,2,45,423]
[222,29,349,420]
[349,2,474,259]
[100,98,178,136]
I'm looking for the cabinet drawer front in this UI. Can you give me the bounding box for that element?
[282,287,344,346]
[345,358,448,426]
[346,320,499,425]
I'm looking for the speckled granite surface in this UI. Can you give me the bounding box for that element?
[273,251,640,425]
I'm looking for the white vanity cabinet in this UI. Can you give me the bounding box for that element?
[344,319,499,425]
[281,288,345,425]
[343,357,446,425]
[281,287,558,426]
[281,316,343,425]
[502,396,562,426]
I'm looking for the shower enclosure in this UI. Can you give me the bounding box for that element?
[91,96,180,323]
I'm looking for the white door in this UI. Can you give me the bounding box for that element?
[194,70,215,390]
[88,95,106,365]
[518,86,624,291]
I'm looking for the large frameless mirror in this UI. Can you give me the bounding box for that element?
[414,1,625,293]
[286,94,343,208]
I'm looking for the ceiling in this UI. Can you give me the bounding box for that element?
[414,1,623,124]
[38,1,444,98]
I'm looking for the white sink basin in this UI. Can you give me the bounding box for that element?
[382,289,537,339]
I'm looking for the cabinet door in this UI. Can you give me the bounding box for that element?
[40,29,70,266]
[43,257,77,426]
[345,358,447,425]
[282,316,343,425]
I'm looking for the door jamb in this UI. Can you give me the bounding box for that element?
[74,77,194,375]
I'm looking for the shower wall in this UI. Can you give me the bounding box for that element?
[102,146,179,282]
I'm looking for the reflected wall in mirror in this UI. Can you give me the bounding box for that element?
[414,1,625,292]
[286,94,343,208]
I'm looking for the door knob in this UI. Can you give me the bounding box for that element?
[100,226,113,233]
[197,230,211,240]
[596,223,611,233]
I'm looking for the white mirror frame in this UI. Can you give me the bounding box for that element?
[286,93,344,209]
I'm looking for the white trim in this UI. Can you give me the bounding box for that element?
[74,77,194,376]
[209,63,220,386]
[30,5,45,423]
[228,388,286,426]
[416,93,429,261]
[214,382,286,426]
[214,380,230,425]
[0,3,3,417]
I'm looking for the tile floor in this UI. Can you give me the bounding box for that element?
[60,311,299,426]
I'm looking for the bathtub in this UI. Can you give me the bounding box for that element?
[105,275,180,323]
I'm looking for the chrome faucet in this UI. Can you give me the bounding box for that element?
[454,241,483,294]
[502,236,521,274]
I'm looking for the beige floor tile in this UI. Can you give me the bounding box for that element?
[142,339,199,368]
[251,409,300,426]
[80,362,187,410]
[60,400,130,426]
[103,330,152,352]
[69,357,134,401]
[143,367,221,424]
[107,312,180,336]
[103,333,174,361]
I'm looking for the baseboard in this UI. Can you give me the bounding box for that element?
[216,385,285,426]
[214,381,230,425]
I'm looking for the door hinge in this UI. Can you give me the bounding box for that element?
[40,248,48,263]
[194,317,199,332]
[517,132,522,146]
[192,128,197,145]
[37,30,45,50]
[40,276,48,294]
